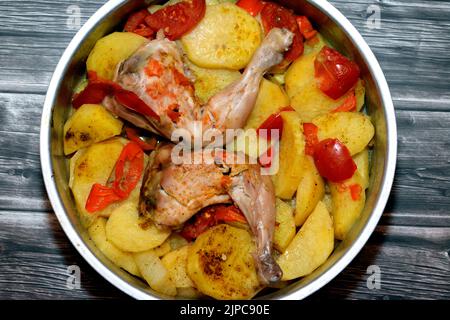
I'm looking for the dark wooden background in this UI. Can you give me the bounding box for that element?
[0,0,449,300]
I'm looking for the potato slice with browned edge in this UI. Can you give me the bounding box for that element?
[274,199,296,253]
[187,224,260,300]
[134,250,177,296]
[161,245,195,289]
[88,217,141,277]
[329,171,366,240]
[294,156,325,226]
[272,111,306,199]
[70,138,127,227]
[86,32,148,80]
[277,201,334,280]
[312,111,375,155]
[244,79,290,130]
[63,104,123,155]
[187,61,241,104]
[106,202,171,253]
[181,3,262,70]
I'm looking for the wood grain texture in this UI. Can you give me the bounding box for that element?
[0,0,449,299]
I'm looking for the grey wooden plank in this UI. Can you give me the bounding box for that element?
[0,0,449,107]
[1,210,448,299]
[1,91,449,224]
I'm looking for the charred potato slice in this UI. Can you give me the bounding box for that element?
[63,104,123,155]
[181,3,262,70]
[187,224,260,300]
[105,202,171,253]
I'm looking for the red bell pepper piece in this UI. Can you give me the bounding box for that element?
[236,0,265,17]
[332,92,357,113]
[125,127,157,151]
[113,141,145,198]
[85,184,122,213]
[180,205,247,241]
[349,183,362,201]
[303,122,319,156]
[114,88,160,121]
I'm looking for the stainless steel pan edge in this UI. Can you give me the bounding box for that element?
[40,0,397,300]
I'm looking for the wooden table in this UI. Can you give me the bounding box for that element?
[0,0,449,300]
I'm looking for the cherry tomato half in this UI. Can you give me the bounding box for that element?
[314,46,360,100]
[313,138,357,182]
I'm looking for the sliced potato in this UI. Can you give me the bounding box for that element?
[272,111,306,199]
[277,201,334,280]
[312,111,375,155]
[294,156,325,226]
[353,148,370,189]
[329,171,366,240]
[322,193,333,213]
[70,138,127,227]
[161,245,195,289]
[187,224,260,300]
[285,50,364,122]
[244,79,290,130]
[152,241,172,257]
[177,287,204,299]
[274,199,296,253]
[181,3,262,70]
[106,202,171,252]
[88,217,140,277]
[86,32,148,80]
[188,61,241,104]
[134,250,177,296]
[63,104,123,155]
[226,128,274,160]
[355,79,366,111]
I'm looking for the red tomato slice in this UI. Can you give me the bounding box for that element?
[124,9,150,33]
[113,142,145,198]
[314,46,360,100]
[125,127,157,151]
[144,0,206,40]
[260,2,304,64]
[85,184,122,213]
[256,106,295,140]
[313,138,357,182]
[236,0,265,17]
